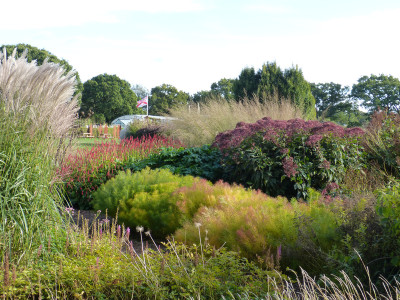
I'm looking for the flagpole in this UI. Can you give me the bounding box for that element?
[146,94,149,116]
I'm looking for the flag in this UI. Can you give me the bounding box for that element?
[137,96,148,108]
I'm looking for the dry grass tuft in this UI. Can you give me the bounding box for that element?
[0,47,79,137]
[162,93,305,147]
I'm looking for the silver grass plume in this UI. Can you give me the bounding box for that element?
[0,47,79,137]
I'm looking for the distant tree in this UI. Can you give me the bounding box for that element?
[283,66,316,119]
[233,67,260,99]
[256,62,316,119]
[80,74,140,123]
[1,43,83,100]
[351,74,400,114]
[257,62,285,98]
[232,63,316,118]
[191,90,213,103]
[329,109,368,127]
[210,78,235,100]
[311,82,351,118]
[150,84,189,115]
[311,82,367,126]
[131,84,149,100]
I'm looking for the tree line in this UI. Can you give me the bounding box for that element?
[3,44,400,126]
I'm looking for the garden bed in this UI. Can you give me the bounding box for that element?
[71,209,164,254]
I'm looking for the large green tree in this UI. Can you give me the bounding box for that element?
[311,82,351,118]
[232,67,260,99]
[282,65,315,119]
[210,78,235,100]
[191,90,213,103]
[80,74,140,123]
[149,84,189,115]
[234,62,316,119]
[311,82,367,126]
[1,43,83,99]
[351,74,400,114]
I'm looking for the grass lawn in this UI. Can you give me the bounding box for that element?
[72,137,119,150]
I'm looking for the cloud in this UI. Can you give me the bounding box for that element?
[1,0,205,30]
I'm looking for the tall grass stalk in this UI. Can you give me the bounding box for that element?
[0,111,67,264]
[162,94,304,147]
[0,46,79,264]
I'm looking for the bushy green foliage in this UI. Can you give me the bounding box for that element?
[375,183,400,270]
[174,180,246,221]
[233,63,316,119]
[92,168,199,237]
[0,220,284,299]
[0,113,67,263]
[131,145,224,182]
[214,117,365,199]
[174,182,344,274]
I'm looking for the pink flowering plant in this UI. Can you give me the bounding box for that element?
[213,117,366,199]
[57,135,183,209]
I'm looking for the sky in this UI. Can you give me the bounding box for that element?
[1,0,400,95]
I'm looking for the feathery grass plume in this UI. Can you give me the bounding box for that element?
[0,47,79,138]
[161,93,304,147]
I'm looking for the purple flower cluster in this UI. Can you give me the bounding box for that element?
[306,134,323,147]
[282,156,298,178]
[213,117,365,151]
[321,182,339,195]
[320,160,331,170]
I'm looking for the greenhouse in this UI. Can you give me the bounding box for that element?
[110,114,176,128]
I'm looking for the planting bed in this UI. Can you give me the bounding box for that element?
[71,209,164,253]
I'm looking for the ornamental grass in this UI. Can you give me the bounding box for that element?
[162,93,304,147]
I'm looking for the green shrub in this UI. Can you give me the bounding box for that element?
[130,145,224,182]
[375,182,400,271]
[174,183,344,274]
[325,192,386,282]
[174,179,245,221]
[0,217,284,299]
[92,168,199,237]
[214,117,365,199]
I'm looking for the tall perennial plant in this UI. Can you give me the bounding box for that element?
[213,117,365,199]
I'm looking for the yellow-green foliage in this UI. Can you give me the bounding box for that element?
[0,215,284,299]
[175,185,343,271]
[92,168,200,237]
[174,179,230,220]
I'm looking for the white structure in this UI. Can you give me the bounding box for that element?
[110,115,176,129]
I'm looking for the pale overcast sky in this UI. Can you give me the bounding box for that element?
[1,0,400,94]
